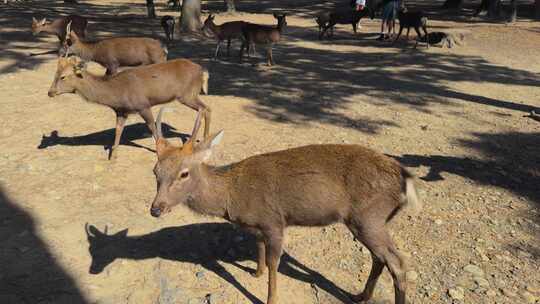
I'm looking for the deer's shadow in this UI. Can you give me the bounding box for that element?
[38,123,188,153]
[85,222,356,304]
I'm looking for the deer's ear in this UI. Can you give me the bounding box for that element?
[190,130,224,163]
[40,18,47,25]
[32,17,37,23]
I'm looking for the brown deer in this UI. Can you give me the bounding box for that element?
[239,13,287,66]
[62,22,167,75]
[47,56,210,160]
[150,109,421,304]
[201,14,247,58]
[31,15,88,44]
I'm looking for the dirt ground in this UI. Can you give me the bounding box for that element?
[1,0,539,303]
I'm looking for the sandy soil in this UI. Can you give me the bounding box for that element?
[0,1,539,304]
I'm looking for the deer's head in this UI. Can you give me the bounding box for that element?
[48,56,85,97]
[150,108,223,218]
[31,17,48,36]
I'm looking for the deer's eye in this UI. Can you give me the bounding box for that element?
[60,75,67,80]
[180,171,189,179]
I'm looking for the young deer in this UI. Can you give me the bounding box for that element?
[150,109,421,304]
[161,15,175,42]
[62,22,167,75]
[202,14,247,59]
[47,56,210,160]
[31,15,88,44]
[239,13,287,66]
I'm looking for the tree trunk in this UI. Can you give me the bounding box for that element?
[179,0,202,32]
[146,0,156,18]
[536,0,540,19]
[224,0,236,13]
[487,0,501,18]
[507,0,517,22]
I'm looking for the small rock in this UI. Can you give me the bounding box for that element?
[195,271,205,279]
[502,289,517,298]
[434,219,443,225]
[486,289,497,297]
[520,291,536,304]
[474,277,490,288]
[463,264,484,277]
[448,287,465,300]
[406,271,418,282]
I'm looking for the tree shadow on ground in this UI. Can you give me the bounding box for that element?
[393,130,540,255]
[37,122,187,153]
[85,222,360,304]
[0,185,89,304]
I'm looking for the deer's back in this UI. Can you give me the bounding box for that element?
[99,59,203,109]
[225,145,404,227]
[94,37,164,65]
[220,21,247,38]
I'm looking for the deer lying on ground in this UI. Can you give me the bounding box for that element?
[317,6,374,40]
[393,7,429,48]
[240,13,287,66]
[161,15,175,42]
[47,56,210,160]
[202,14,247,59]
[150,109,421,304]
[62,22,167,75]
[414,31,464,49]
[31,15,88,44]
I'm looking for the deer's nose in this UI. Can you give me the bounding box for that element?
[150,207,161,218]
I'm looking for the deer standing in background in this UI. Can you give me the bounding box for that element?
[150,108,421,304]
[62,22,167,75]
[240,13,287,66]
[31,15,87,45]
[47,57,210,160]
[201,14,247,58]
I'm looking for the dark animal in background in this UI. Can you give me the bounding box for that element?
[393,7,429,48]
[62,22,168,75]
[240,13,287,66]
[31,15,87,44]
[149,114,421,304]
[201,14,247,58]
[47,56,210,160]
[317,7,374,39]
[161,15,175,42]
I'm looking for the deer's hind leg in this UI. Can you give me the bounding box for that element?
[110,111,128,160]
[180,97,211,140]
[347,218,407,304]
[138,108,158,140]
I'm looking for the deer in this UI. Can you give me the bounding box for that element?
[31,15,87,45]
[393,6,429,48]
[239,13,287,66]
[161,15,175,42]
[47,56,210,160]
[149,107,422,304]
[62,22,167,75]
[201,14,247,59]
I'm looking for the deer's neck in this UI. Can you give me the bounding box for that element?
[71,40,97,61]
[44,20,64,38]
[72,72,118,108]
[187,164,232,219]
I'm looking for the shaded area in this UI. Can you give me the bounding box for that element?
[0,185,89,303]
[86,222,358,304]
[37,122,188,153]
